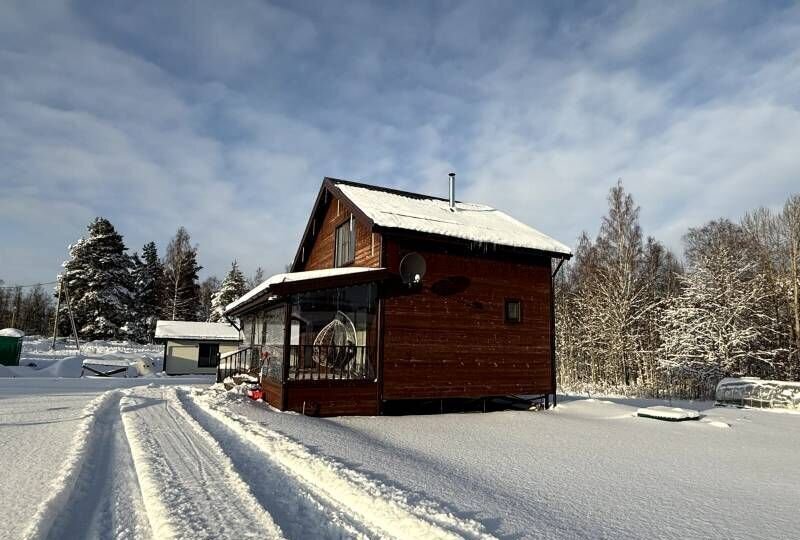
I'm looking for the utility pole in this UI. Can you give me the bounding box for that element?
[51,280,63,350]
[63,282,80,353]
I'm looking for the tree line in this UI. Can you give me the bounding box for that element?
[0,217,263,342]
[5,187,798,396]
[556,181,800,398]
[0,283,55,336]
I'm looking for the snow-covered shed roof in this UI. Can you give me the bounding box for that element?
[154,321,240,341]
[0,328,24,338]
[226,267,388,315]
[329,178,572,256]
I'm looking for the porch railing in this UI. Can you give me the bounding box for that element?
[217,344,375,383]
[217,345,264,383]
[288,345,375,381]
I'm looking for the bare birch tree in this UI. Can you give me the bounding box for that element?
[162,227,203,321]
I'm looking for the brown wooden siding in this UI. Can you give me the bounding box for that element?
[284,380,378,416]
[261,377,283,410]
[303,194,381,271]
[381,239,553,400]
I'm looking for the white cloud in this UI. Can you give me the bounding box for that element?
[1,0,799,286]
[458,2,800,255]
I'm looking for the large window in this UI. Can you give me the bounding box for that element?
[289,283,377,379]
[238,305,286,382]
[235,283,378,382]
[198,343,220,367]
[334,218,355,267]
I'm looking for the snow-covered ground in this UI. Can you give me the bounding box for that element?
[213,393,800,539]
[2,340,799,539]
[0,336,169,378]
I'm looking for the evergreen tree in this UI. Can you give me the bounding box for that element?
[126,252,146,340]
[210,261,247,322]
[162,227,202,321]
[58,217,132,339]
[199,276,220,322]
[127,241,165,342]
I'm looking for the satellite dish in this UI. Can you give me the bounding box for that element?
[399,252,426,286]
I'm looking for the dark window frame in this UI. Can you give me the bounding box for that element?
[334,216,356,267]
[197,342,220,368]
[504,298,522,324]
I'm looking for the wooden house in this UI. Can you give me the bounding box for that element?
[155,320,241,375]
[222,176,572,416]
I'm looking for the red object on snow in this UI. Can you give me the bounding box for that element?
[248,389,263,401]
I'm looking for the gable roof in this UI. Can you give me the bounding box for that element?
[331,178,572,255]
[154,321,240,341]
[292,177,572,270]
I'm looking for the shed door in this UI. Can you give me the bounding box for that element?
[198,343,220,368]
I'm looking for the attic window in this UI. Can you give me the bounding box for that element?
[334,217,355,267]
[505,299,522,324]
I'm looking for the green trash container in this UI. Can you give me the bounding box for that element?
[0,329,24,366]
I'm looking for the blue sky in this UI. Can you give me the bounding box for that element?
[1,0,799,285]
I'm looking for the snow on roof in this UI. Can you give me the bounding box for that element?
[226,267,385,313]
[333,180,572,256]
[0,328,24,338]
[154,321,240,341]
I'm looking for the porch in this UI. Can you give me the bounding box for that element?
[218,343,376,383]
[220,268,387,416]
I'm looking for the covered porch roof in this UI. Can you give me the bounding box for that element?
[225,266,391,317]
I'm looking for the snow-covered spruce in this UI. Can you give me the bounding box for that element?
[59,217,133,340]
[210,261,247,322]
[127,241,165,342]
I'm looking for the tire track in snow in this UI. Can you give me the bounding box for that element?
[21,390,131,540]
[42,391,153,540]
[119,387,283,540]
[183,388,496,540]
[177,391,374,539]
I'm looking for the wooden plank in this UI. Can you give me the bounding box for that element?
[260,377,283,409]
[285,381,378,416]
[381,239,553,400]
[302,192,381,271]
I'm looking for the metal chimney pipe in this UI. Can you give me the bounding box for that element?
[448,172,456,210]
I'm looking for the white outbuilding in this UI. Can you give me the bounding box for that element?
[154,320,241,375]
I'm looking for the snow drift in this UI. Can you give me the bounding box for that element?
[637,406,700,421]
